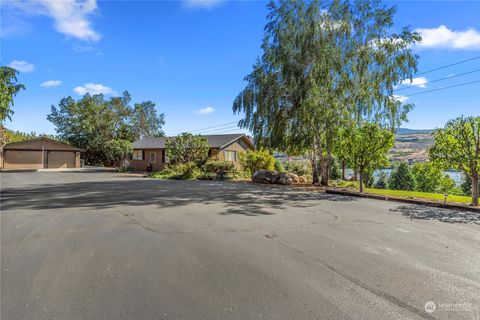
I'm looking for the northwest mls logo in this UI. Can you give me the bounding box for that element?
[425,301,437,313]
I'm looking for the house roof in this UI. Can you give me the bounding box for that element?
[2,137,84,151]
[133,133,253,150]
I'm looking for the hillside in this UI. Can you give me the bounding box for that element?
[389,128,435,163]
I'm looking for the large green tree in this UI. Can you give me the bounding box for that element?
[429,116,480,206]
[48,91,164,165]
[131,101,165,139]
[233,0,420,185]
[340,123,393,192]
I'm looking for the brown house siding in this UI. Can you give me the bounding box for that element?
[130,135,254,172]
[216,141,248,170]
[129,148,165,171]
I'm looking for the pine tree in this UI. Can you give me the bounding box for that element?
[388,163,416,191]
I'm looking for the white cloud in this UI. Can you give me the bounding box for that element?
[183,0,224,9]
[4,0,100,41]
[416,25,480,50]
[400,77,428,88]
[8,60,35,73]
[41,80,62,88]
[194,106,215,115]
[393,95,409,103]
[73,83,117,95]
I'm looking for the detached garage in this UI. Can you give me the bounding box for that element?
[0,138,83,170]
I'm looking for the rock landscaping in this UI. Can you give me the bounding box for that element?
[252,170,306,185]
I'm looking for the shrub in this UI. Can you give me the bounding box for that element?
[388,162,416,191]
[238,149,275,173]
[274,159,285,172]
[165,133,209,165]
[374,171,388,189]
[103,139,133,167]
[411,162,442,192]
[362,169,374,188]
[203,160,234,173]
[152,162,202,180]
[197,172,218,180]
[284,160,312,179]
[329,157,341,180]
[439,174,455,195]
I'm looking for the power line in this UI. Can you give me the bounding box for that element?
[403,79,480,97]
[195,125,240,134]
[395,69,480,92]
[189,121,238,133]
[414,55,480,76]
[202,126,244,134]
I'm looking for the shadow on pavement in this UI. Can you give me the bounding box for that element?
[390,204,480,224]
[1,176,357,216]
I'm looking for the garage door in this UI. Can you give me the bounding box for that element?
[48,151,75,168]
[4,150,43,169]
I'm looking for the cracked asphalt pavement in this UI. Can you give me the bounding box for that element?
[1,171,479,320]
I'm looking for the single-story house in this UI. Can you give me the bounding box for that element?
[0,137,83,170]
[130,133,254,171]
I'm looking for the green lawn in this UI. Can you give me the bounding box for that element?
[365,188,474,205]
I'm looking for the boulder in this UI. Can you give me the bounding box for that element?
[277,172,293,185]
[287,173,299,183]
[252,170,279,184]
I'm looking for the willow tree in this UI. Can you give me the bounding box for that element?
[233,0,420,185]
[1,66,25,146]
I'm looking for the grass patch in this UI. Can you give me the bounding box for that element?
[365,188,473,205]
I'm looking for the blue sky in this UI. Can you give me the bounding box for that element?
[2,0,480,136]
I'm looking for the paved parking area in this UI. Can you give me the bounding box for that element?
[1,171,479,320]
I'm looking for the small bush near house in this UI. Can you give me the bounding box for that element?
[203,160,234,174]
[274,159,285,172]
[197,172,219,180]
[152,162,202,180]
[238,149,275,174]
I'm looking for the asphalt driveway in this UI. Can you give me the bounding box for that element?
[1,171,479,320]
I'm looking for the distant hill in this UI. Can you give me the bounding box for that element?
[390,128,435,163]
[396,128,434,135]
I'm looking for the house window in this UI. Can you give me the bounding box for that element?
[149,151,156,163]
[132,150,143,160]
[224,150,236,161]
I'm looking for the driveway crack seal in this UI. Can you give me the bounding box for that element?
[274,238,436,320]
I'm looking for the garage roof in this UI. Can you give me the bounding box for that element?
[133,133,253,150]
[2,137,84,151]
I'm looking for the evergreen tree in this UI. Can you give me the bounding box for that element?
[374,172,388,189]
[388,162,416,191]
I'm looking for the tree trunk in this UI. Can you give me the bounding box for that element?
[310,157,320,184]
[472,172,479,206]
[320,158,329,186]
[341,160,346,180]
[359,169,364,193]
